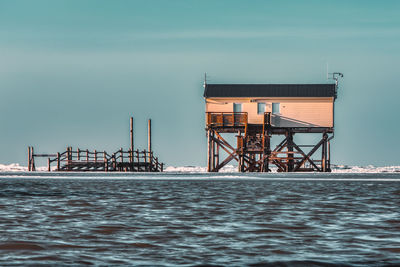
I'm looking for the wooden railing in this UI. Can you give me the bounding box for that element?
[44,147,164,172]
[206,112,248,127]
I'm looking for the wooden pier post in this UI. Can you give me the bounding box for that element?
[130,117,134,152]
[57,152,60,171]
[147,119,152,168]
[28,146,31,171]
[94,150,97,162]
[136,149,139,171]
[31,147,36,171]
[327,140,331,171]
[321,133,327,172]
[143,150,147,171]
[150,151,153,171]
[207,130,211,172]
[148,119,152,152]
[77,148,80,161]
[287,131,294,172]
[103,151,108,172]
[47,158,51,172]
[112,153,116,171]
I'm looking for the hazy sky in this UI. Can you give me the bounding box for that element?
[1,0,399,167]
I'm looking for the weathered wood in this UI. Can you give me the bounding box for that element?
[28,118,164,173]
[207,130,211,172]
[104,151,108,172]
[130,117,134,152]
[28,147,31,171]
[148,119,152,152]
[57,152,60,171]
[31,147,35,171]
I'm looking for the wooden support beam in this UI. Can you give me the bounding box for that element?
[104,151,108,172]
[130,116,134,152]
[57,152,60,171]
[136,149,139,171]
[327,140,331,171]
[211,130,215,170]
[28,146,31,171]
[287,132,294,172]
[143,150,147,171]
[293,138,324,172]
[214,153,236,171]
[207,130,212,172]
[210,135,239,162]
[31,147,35,171]
[148,119,152,152]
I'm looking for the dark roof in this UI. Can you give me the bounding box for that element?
[204,84,336,98]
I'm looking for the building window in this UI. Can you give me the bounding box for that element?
[272,103,280,114]
[257,103,266,114]
[233,103,242,113]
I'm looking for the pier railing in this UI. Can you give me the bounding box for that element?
[43,147,163,172]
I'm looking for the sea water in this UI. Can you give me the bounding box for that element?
[0,172,399,266]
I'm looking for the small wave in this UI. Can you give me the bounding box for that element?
[92,225,126,235]
[127,242,159,248]
[0,242,45,250]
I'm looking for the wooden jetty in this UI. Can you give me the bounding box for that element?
[28,117,164,172]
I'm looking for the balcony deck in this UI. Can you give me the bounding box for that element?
[206,112,333,134]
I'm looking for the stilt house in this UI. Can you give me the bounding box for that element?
[204,82,338,172]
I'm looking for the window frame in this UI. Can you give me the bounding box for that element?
[233,103,242,113]
[272,103,280,114]
[257,102,266,115]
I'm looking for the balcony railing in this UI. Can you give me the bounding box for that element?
[206,112,248,127]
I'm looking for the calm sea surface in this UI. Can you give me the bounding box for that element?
[0,172,400,266]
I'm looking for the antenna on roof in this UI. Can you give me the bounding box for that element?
[326,62,329,80]
[328,71,344,99]
[328,72,343,86]
[203,72,207,88]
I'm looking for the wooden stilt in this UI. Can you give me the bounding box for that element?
[31,147,35,171]
[28,146,31,171]
[57,152,60,171]
[327,140,331,171]
[148,119,152,152]
[207,130,212,172]
[287,131,294,172]
[104,151,108,172]
[321,133,327,172]
[130,117,134,152]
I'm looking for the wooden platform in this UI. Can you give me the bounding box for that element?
[29,147,164,172]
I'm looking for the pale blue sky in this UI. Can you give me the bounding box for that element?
[1,0,399,166]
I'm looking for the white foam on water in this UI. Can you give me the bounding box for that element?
[1,163,400,174]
